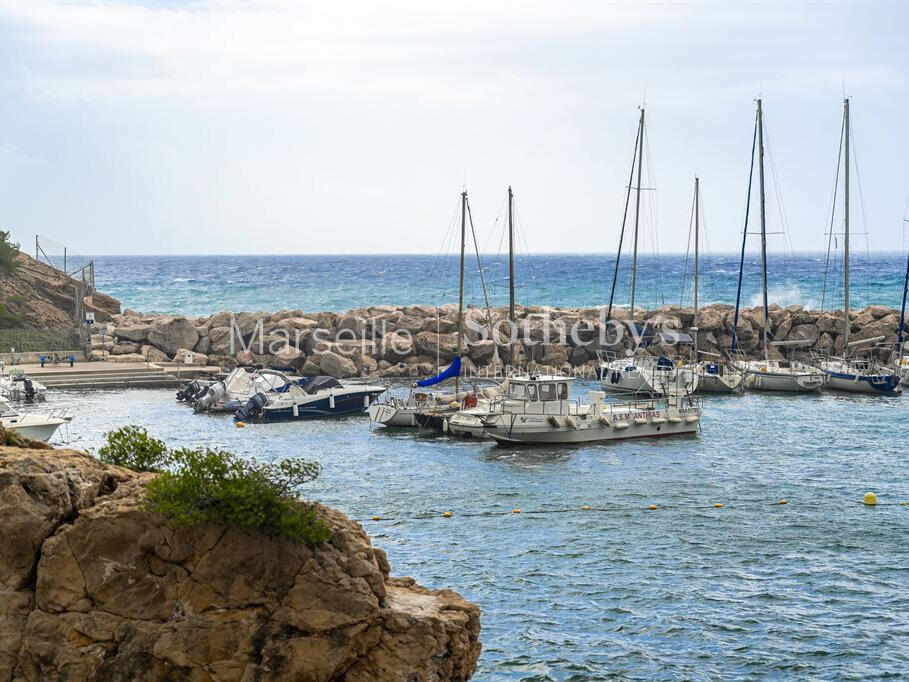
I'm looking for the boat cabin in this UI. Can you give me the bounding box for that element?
[506,375,572,403]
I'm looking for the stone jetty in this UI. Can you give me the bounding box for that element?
[105,303,908,378]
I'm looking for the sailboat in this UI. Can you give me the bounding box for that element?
[731,99,826,393]
[817,99,901,396]
[597,106,699,396]
[898,244,909,386]
[368,189,496,429]
[685,177,745,393]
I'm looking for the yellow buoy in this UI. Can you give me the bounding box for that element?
[778,499,788,505]
[863,492,878,506]
[714,503,723,508]
[442,511,452,518]
[372,515,381,521]
[648,504,657,510]
[512,508,521,514]
[581,505,590,511]
[235,421,245,428]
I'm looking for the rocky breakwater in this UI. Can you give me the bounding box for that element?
[108,303,908,378]
[0,442,481,680]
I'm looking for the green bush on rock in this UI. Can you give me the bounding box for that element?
[98,426,170,472]
[97,425,329,545]
[0,229,18,275]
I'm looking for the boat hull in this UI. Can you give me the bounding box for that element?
[483,410,700,445]
[255,389,385,422]
[367,403,418,427]
[0,416,65,442]
[823,372,902,396]
[744,370,824,392]
[696,372,744,394]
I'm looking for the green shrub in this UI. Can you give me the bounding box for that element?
[0,230,19,275]
[98,425,171,472]
[144,447,330,545]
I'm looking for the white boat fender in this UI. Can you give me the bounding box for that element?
[565,416,578,430]
[634,416,648,425]
[547,416,560,428]
[685,415,699,423]
[669,416,682,423]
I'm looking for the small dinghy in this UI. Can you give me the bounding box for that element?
[234,376,386,423]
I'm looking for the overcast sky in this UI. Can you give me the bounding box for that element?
[1,1,908,256]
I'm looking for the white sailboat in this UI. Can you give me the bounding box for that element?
[0,397,67,442]
[597,106,697,396]
[685,177,745,393]
[817,99,901,396]
[731,99,825,393]
[480,375,701,445]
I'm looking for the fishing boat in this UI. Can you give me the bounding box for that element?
[234,375,386,422]
[0,397,68,442]
[816,100,901,396]
[730,99,825,393]
[480,374,701,445]
[683,177,745,393]
[598,106,697,396]
[0,369,48,401]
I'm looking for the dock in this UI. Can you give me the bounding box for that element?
[9,361,221,391]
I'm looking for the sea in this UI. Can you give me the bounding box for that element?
[39,251,909,679]
[85,251,909,316]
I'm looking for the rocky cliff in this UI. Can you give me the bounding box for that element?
[0,252,120,328]
[107,302,908,377]
[0,447,481,681]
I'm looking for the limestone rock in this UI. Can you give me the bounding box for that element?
[273,344,307,371]
[173,348,208,366]
[147,317,199,356]
[139,345,169,363]
[0,448,481,682]
[320,350,360,378]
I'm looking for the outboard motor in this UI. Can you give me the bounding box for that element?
[234,392,268,422]
[193,381,226,413]
[176,380,200,402]
[23,379,35,401]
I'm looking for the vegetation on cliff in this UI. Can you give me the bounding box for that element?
[98,425,330,545]
[0,229,18,275]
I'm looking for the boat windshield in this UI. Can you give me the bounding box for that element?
[539,383,556,401]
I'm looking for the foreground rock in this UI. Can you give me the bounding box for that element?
[109,302,909,379]
[0,448,481,681]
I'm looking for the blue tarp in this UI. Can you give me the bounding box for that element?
[416,356,462,387]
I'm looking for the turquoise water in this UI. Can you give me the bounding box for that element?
[46,385,909,680]
[85,252,909,315]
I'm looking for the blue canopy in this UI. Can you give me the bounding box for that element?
[416,356,462,387]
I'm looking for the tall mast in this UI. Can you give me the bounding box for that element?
[508,186,516,323]
[898,242,909,359]
[629,107,645,323]
[843,98,851,354]
[757,99,770,361]
[693,176,700,362]
[455,190,467,394]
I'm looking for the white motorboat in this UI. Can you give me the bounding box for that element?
[0,398,67,442]
[0,369,48,401]
[185,366,293,413]
[479,374,701,445]
[234,376,386,422]
[738,359,826,392]
[899,356,909,386]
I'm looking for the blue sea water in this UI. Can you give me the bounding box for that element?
[87,252,909,316]
[47,385,909,680]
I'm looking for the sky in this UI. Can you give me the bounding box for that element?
[1,1,908,256]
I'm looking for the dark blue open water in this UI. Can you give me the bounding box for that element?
[84,252,909,315]
[45,384,909,680]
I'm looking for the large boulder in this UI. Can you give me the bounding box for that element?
[273,344,307,371]
[173,348,209,366]
[113,323,152,343]
[147,317,199,356]
[0,448,481,681]
[319,350,359,378]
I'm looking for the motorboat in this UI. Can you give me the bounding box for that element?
[479,374,701,445]
[0,369,48,401]
[0,397,68,442]
[184,366,293,413]
[234,376,386,422]
[899,356,909,386]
